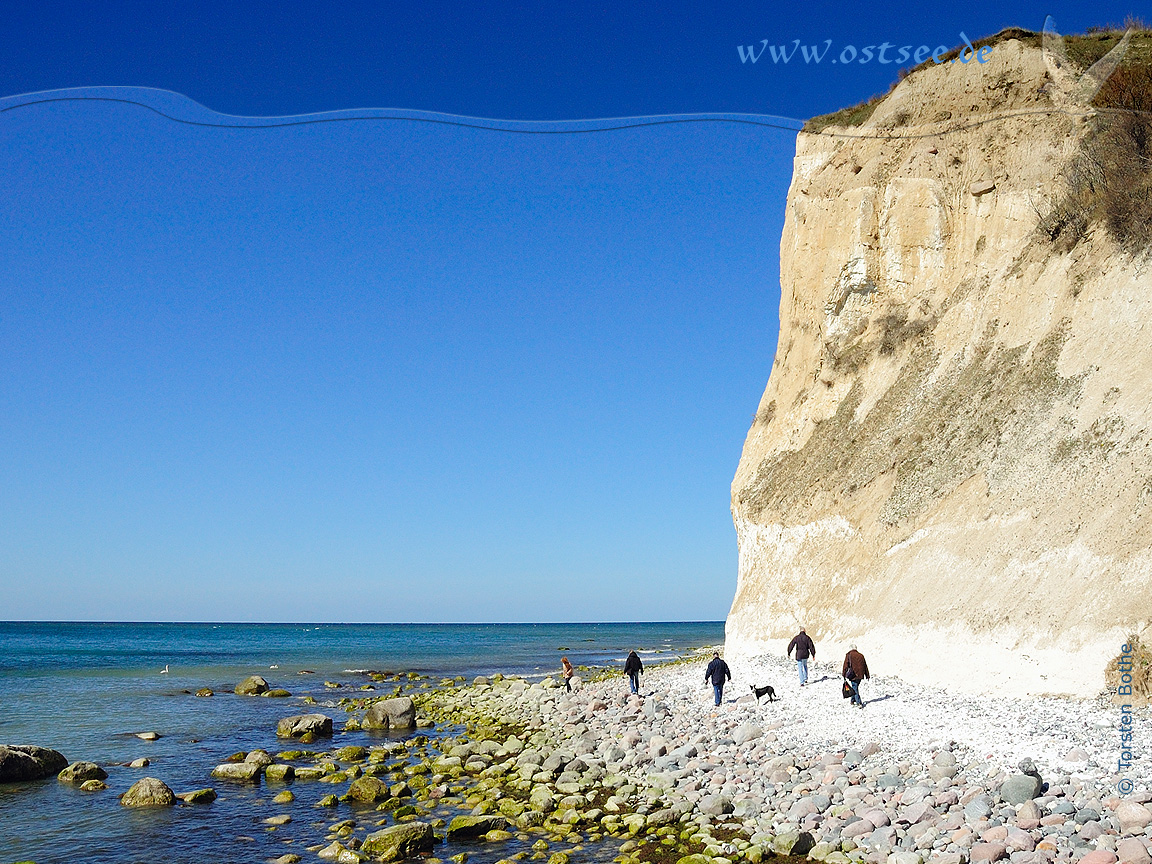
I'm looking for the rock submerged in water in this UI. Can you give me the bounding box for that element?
[0,745,69,783]
[58,761,108,784]
[446,814,509,840]
[178,788,217,803]
[361,821,434,861]
[234,675,270,695]
[344,775,390,802]
[211,762,262,782]
[361,696,416,731]
[120,777,176,807]
[276,714,333,739]
[195,688,214,697]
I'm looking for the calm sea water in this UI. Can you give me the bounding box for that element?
[0,621,724,864]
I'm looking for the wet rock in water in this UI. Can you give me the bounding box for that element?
[263,689,292,698]
[0,745,69,782]
[120,777,177,807]
[345,775,391,802]
[272,855,302,864]
[211,762,262,783]
[58,761,108,784]
[272,789,294,804]
[1000,774,1043,805]
[335,746,369,762]
[80,779,108,791]
[195,688,214,697]
[276,714,333,739]
[447,814,510,840]
[317,794,339,807]
[317,840,361,863]
[362,696,417,731]
[244,749,274,768]
[265,764,295,782]
[135,732,160,741]
[263,814,292,826]
[178,788,217,803]
[362,821,435,861]
[128,758,150,768]
[234,675,270,695]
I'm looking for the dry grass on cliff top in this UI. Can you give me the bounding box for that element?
[1105,636,1152,706]
[803,23,1152,133]
[804,23,1152,253]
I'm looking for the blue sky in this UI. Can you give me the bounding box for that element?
[0,1,1142,622]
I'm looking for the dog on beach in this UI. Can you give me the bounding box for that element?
[750,683,776,703]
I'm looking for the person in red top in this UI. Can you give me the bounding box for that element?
[842,645,870,709]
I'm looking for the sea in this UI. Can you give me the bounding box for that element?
[0,621,725,864]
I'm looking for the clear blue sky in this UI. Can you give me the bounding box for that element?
[0,1,1140,622]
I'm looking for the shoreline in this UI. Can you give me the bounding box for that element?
[3,645,1150,864]
[410,652,1152,864]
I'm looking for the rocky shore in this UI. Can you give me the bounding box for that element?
[2,652,1150,864]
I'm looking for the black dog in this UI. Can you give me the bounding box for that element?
[750,683,776,703]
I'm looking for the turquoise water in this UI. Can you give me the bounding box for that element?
[0,621,723,864]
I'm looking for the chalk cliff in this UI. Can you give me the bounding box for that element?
[727,35,1152,697]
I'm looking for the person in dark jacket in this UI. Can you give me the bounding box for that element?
[704,651,732,706]
[787,628,816,686]
[842,644,870,708]
[623,650,643,694]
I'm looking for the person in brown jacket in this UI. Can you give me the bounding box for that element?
[842,644,870,708]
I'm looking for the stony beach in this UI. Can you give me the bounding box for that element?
[2,650,1150,864]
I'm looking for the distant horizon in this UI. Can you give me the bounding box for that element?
[0,619,726,626]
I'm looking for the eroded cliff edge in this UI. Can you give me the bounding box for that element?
[727,34,1152,697]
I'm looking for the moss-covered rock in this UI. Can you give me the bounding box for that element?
[346,775,390,803]
[234,675,269,695]
[362,821,435,861]
[447,815,510,840]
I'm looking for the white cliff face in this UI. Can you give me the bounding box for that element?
[728,39,1152,697]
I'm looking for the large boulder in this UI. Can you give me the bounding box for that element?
[362,697,416,731]
[120,777,176,807]
[446,814,509,840]
[0,745,68,783]
[58,761,108,784]
[234,675,270,695]
[276,714,333,739]
[361,822,434,861]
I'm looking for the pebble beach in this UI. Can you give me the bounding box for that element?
[2,635,1149,864]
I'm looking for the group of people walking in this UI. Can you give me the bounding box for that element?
[788,627,870,707]
[613,630,870,709]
